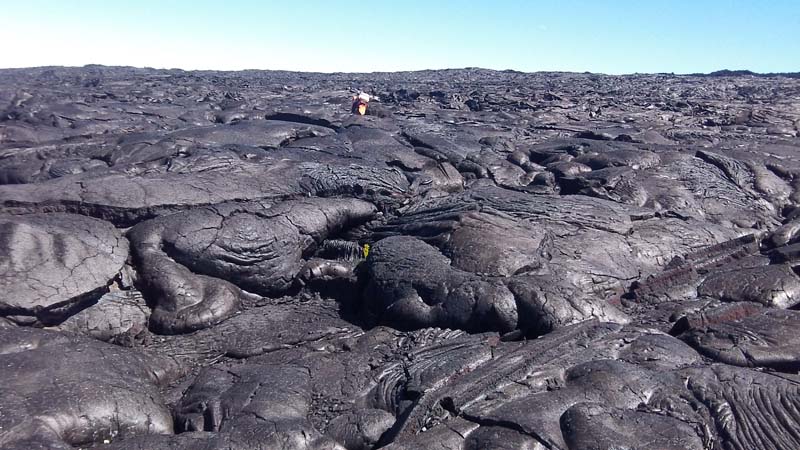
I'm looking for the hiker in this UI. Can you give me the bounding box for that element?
[351,92,371,115]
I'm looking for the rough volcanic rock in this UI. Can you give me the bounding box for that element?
[1,66,800,450]
[54,290,150,342]
[172,362,343,448]
[0,213,128,324]
[678,307,800,370]
[698,263,800,307]
[560,403,705,450]
[0,327,181,450]
[128,198,376,334]
[377,320,800,450]
[363,235,520,332]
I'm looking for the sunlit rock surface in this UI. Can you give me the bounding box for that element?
[2,66,800,449]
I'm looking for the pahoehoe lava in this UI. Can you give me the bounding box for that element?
[2,65,800,449]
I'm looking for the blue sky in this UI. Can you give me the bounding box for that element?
[1,0,798,74]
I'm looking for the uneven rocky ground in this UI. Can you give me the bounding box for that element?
[2,65,800,449]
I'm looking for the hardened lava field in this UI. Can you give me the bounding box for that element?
[2,66,800,449]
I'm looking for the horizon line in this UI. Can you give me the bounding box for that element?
[2,64,800,78]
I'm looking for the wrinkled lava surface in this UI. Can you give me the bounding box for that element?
[2,66,800,449]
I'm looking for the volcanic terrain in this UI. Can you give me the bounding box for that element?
[2,66,800,449]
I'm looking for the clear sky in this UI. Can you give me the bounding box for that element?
[1,0,798,74]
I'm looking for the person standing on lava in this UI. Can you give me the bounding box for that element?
[351,92,371,115]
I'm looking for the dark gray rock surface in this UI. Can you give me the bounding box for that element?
[0,212,129,325]
[1,66,800,449]
[54,289,150,342]
[0,327,181,449]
